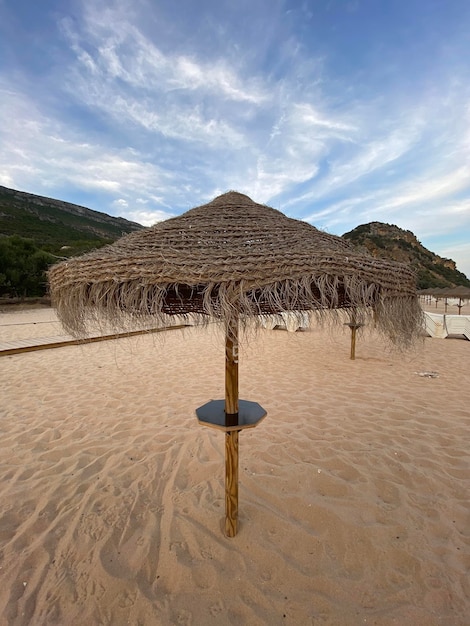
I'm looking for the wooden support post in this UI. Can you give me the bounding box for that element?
[225,319,239,420]
[224,317,239,537]
[349,310,359,361]
[225,430,239,537]
[350,324,357,360]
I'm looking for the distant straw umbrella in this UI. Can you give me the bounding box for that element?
[48,191,422,537]
[441,286,470,314]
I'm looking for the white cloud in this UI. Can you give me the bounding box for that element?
[61,5,267,105]
[173,55,266,104]
[0,86,179,211]
[366,166,470,216]
[439,242,470,279]
[126,208,175,226]
[293,102,356,135]
[112,198,129,209]
[244,101,357,201]
[289,118,425,211]
[101,94,247,148]
[60,40,251,149]
[54,2,355,204]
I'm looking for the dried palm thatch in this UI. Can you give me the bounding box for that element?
[48,191,422,346]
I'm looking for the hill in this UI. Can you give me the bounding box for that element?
[0,185,143,298]
[342,222,470,289]
[0,185,143,257]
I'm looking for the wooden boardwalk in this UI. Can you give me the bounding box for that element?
[0,325,188,357]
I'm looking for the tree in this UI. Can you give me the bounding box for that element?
[0,236,56,297]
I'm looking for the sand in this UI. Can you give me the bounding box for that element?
[0,307,469,625]
[420,297,470,317]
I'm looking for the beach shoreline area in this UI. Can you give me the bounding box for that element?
[0,305,468,625]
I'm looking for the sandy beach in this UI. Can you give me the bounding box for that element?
[0,306,469,625]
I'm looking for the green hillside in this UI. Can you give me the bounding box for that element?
[0,185,143,257]
[0,186,143,298]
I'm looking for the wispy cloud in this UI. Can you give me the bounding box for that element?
[0,0,469,276]
[69,1,267,103]
[53,1,354,205]
[287,90,470,255]
[369,166,470,215]
[57,19,264,151]
[112,198,174,225]
[0,86,180,214]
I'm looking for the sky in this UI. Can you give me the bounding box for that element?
[1,0,470,278]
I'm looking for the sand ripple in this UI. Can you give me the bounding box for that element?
[1,318,469,625]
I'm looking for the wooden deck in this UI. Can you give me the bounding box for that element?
[0,325,188,357]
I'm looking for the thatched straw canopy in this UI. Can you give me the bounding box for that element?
[49,191,421,344]
[440,286,470,299]
[419,286,470,299]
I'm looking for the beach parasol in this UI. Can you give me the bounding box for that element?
[440,286,470,314]
[48,191,422,537]
[421,286,470,313]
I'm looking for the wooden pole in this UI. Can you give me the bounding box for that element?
[224,430,239,537]
[349,310,357,360]
[224,317,239,537]
[350,324,357,360]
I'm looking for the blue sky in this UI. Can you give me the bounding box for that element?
[1,0,470,278]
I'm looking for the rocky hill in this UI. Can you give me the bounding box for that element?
[0,185,143,257]
[342,222,470,289]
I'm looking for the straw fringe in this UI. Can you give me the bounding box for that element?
[50,275,422,347]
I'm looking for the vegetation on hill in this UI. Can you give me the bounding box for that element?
[342,222,470,289]
[0,236,56,297]
[0,186,143,298]
[0,185,142,256]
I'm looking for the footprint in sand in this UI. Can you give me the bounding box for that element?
[99,513,157,579]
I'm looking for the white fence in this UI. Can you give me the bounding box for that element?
[423,312,470,340]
